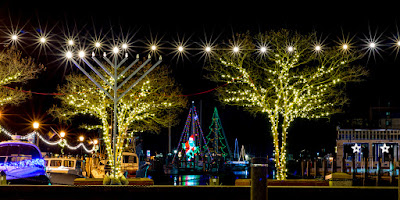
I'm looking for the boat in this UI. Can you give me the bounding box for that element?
[0,139,50,185]
[90,152,139,178]
[44,157,85,185]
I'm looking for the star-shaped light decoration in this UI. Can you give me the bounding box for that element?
[380,143,390,154]
[351,143,361,153]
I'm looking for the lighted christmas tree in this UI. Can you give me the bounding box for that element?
[206,29,367,180]
[173,103,213,165]
[203,107,232,160]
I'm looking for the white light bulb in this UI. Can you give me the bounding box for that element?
[151,45,157,51]
[205,46,211,52]
[397,41,400,46]
[11,35,18,41]
[78,51,85,58]
[68,40,74,46]
[122,43,128,49]
[66,51,73,59]
[233,46,239,53]
[95,42,101,48]
[315,45,321,51]
[260,46,267,53]
[178,46,184,52]
[369,42,376,48]
[40,37,46,43]
[113,47,119,54]
[287,46,294,52]
[342,44,348,50]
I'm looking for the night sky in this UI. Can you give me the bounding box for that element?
[1,1,400,158]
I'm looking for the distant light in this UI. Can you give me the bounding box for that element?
[205,46,211,52]
[78,51,85,58]
[33,122,40,129]
[79,135,84,142]
[368,42,376,48]
[11,35,18,41]
[39,37,46,43]
[396,41,400,46]
[315,45,321,51]
[178,46,184,52]
[151,45,157,51]
[60,131,66,138]
[287,46,294,52]
[66,51,73,59]
[95,42,101,48]
[68,40,74,46]
[113,47,119,54]
[260,46,267,53]
[233,46,239,53]
[342,44,348,50]
[93,139,98,145]
[122,43,128,49]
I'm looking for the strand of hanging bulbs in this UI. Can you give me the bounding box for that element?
[0,126,97,153]
[6,30,400,60]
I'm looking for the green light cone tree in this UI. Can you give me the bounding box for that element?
[206,30,367,180]
[204,107,232,160]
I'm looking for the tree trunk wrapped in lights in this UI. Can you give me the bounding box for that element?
[50,62,187,177]
[206,30,367,180]
[0,47,44,106]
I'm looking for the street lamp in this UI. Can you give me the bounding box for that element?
[65,47,162,177]
[33,122,40,129]
[60,131,66,138]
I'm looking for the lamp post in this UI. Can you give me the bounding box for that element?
[79,135,84,158]
[60,131,66,156]
[33,122,40,147]
[66,46,162,178]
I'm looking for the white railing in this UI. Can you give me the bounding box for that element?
[337,129,400,141]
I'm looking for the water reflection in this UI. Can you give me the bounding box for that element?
[154,170,249,186]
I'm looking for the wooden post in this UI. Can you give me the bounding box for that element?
[322,159,327,180]
[306,160,310,177]
[314,159,318,178]
[377,157,382,186]
[390,155,395,185]
[363,157,369,186]
[352,156,356,185]
[251,157,268,200]
[331,158,336,173]
[341,157,346,173]
[301,160,305,179]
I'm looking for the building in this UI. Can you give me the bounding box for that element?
[336,128,399,170]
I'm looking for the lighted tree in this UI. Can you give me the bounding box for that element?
[206,30,367,180]
[50,62,187,175]
[0,47,44,106]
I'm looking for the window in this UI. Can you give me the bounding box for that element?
[64,160,75,167]
[50,160,62,167]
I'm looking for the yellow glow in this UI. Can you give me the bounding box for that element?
[233,46,239,53]
[205,46,211,52]
[79,135,84,142]
[95,42,101,48]
[178,46,184,52]
[68,40,74,46]
[287,46,294,52]
[260,46,267,53]
[60,131,66,138]
[342,44,348,50]
[93,139,98,145]
[33,122,39,129]
[315,45,321,51]
[122,43,128,49]
[151,45,157,51]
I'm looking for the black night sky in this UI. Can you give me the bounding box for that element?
[1,1,400,158]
